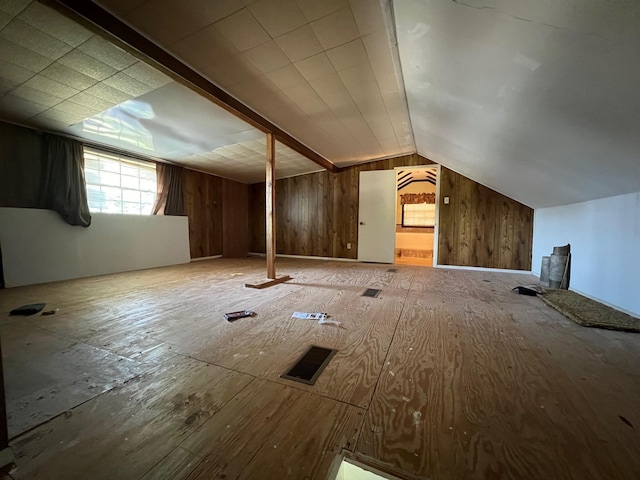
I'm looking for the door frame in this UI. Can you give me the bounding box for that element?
[394,164,441,267]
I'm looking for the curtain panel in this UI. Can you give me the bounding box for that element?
[39,134,92,227]
[152,163,185,216]
[0,122,91,227]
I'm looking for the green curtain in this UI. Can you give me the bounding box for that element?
[1,122,91,227]
[38,134,92,227]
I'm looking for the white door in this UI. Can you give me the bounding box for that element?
[358,170,396,263]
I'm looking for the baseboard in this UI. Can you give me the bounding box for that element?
[190,255,223,262]
[568,287,639,318]
[247,252,358,262]
[434,264,534,274]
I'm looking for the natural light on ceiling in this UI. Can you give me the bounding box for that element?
[82,99,156,151]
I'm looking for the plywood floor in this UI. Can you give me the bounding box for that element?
[1,258,639,480]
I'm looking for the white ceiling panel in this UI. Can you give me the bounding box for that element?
[249,0,307,38]
[100,0,415,165]
[179,138,322,184]
[309,7,359,51]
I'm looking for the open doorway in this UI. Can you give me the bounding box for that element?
[395,166,438,267]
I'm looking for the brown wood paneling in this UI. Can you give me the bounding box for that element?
[437,167,533,270]
[249,153,430,259]
[247,154,532,270]
[248,183,265,253]
[183,169,222,258]
[222,178,249,258]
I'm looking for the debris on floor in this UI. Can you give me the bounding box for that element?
[292,312,341,326]
[41,309,58,316]
[224,310,255,321]
[512,285,545,296]
[10,303,46,316]
[292,312,327,320]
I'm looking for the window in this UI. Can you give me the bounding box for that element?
[402,203,436,227]
[84,149,157,215]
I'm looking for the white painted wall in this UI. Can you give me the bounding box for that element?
[533,192,640,316]
[0,208,190,287]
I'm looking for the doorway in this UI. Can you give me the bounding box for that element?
[394,166,439,267]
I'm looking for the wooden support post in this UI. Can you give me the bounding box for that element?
[245,133,292,289]
[266,133,276,280]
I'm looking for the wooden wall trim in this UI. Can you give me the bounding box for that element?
[42,0,339,174]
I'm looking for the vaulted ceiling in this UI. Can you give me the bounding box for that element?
[1,0,639,208]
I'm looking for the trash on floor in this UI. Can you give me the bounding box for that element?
[512,285,545,296]
[41,309,58,316]
[292,312,327,320]
[10,303,46,316]
[224,310,255,322]
[292,312,341,326]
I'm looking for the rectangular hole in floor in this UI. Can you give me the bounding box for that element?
[281,345,337,385]
[362,288,381,298]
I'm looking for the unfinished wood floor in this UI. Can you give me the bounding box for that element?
[1,258,639,480]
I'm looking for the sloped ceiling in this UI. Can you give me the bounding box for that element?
[396,0,640,208]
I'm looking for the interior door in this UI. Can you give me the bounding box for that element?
[357,170,396,263]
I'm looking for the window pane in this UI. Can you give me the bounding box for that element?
[123,202,141,214]
[85,157,100,170]
[121,165,139,177]
[85,168,100,185]
[141,191,155,204]
[139,169,155,181]
[100,171,121,187]
[102,186,122,202]
[84,149,156,216]
[123,189,140,202]
[140,178,156,192]
[403,204,435,227]
[121,175,139,190]
[100,159,121,173]
[141,203,154,215]
[103,200,122,214]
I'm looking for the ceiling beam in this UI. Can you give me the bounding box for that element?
[41,0,340,174]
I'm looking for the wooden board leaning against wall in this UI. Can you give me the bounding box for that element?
[248,154,533,271]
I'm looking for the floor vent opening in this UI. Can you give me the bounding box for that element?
[328,452,412,480]
[281,345,337,385]
[387,268,397,273]
[362,288,381,298]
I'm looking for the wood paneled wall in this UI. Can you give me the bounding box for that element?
[222,178,249,258]
[183,169,249,259]
[248,154,533,270]
[248,153,430,260]
[438,168,532,270]
[184,169,223,258]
